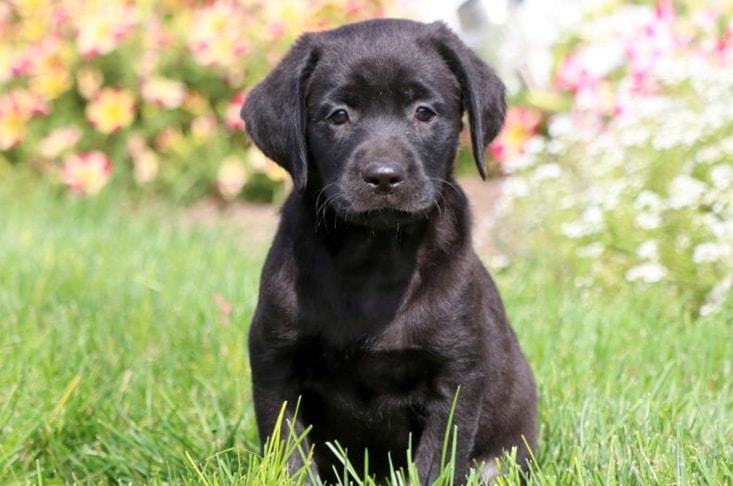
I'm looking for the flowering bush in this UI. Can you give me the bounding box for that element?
[0,0,395,201]
[495,1,733,316]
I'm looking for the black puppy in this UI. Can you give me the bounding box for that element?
[241,18,537,485]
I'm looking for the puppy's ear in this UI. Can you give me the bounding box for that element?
[241,35,319,192]
[431,23,506,180]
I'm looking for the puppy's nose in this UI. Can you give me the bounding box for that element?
[362,161,405,193]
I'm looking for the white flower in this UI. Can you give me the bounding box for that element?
[653,111,702,150]
[700,276,733,317]
[695,146,723,164]
[637,240,659,260]
[531,163,562,182]
[706,218,733,239]
[561,221,586,239]
[633,190,663,212]
[668,175,707,209]
[719,135,733,155]
[503,177,530,198]
[577,242,604,258]
[710,164,733,190]
[692,242,732,264]
[548,114,575,137]
[523,136,547,155]
[619,126,650,147]
[635,212,662,230]
[625,262,668,283]
[582,206,604,228]
[504,154,537,173]
[595,181,624,210]
[488,254,511,270]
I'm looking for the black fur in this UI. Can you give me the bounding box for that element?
[241,18,537,485]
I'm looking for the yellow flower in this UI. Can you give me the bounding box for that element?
[0,90,45,150]
[0,45,14,83]
[76,67,103,99]
[217,155,247,200]
[0,105,26,150]
[183,91,208,115]
[131,148,159,185]
[86,88,136,134]
[30,63,71,100]
[246,148,287,182]
[28,41,76,100]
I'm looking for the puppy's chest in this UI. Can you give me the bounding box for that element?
[291,339,442,404]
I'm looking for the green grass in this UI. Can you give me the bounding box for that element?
[1,179,731,485]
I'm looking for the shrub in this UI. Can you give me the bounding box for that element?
[0,0,395,202]
[495,1,733,316]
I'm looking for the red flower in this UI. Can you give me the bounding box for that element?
[225,92,246,130]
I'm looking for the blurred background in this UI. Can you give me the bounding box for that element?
[1,0,732,315]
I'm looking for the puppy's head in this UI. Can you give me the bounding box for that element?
[241,19,505,228]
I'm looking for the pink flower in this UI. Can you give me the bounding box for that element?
[141,76,186,109]
[38,126,82,159]
[191,114,217,142]
[217,155,247,200]
[188,2,249,69]
[132,150,159,185]
[225,92,245,130]
[62,151,113,196]
[76,67,103,100]
[624,19,676,93]
[490,107,542,164]
[74,4,139,57]
[555,50,600,94]
[126,133,159,184]
[655,0,675,23]
[212,293,233,319]
[713,22,733,65]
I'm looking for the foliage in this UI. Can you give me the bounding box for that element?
[0,0,395,202]
[1,178,730,484]
[496,1,733,316]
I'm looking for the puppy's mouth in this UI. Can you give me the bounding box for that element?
[321,174,441,228]
[343,207,430,228]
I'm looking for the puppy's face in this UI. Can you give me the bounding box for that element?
[306,50,463,227]
[241,20,507,229]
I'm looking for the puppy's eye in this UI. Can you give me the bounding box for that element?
[415,106,436,122]
[328,109,349,125]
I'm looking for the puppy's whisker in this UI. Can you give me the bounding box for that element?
[314,183,341,230]
[431,177,462,198]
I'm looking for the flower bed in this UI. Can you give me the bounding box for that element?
[0,0,393,201]
[495,1,733,316]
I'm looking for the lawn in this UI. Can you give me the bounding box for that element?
[1,179,731,485]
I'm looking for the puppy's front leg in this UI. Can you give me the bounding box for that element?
[251,378,315,478]
[414,386,480,485]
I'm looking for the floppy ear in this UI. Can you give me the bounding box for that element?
[240,35,319,192]
[431,23,506,180]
